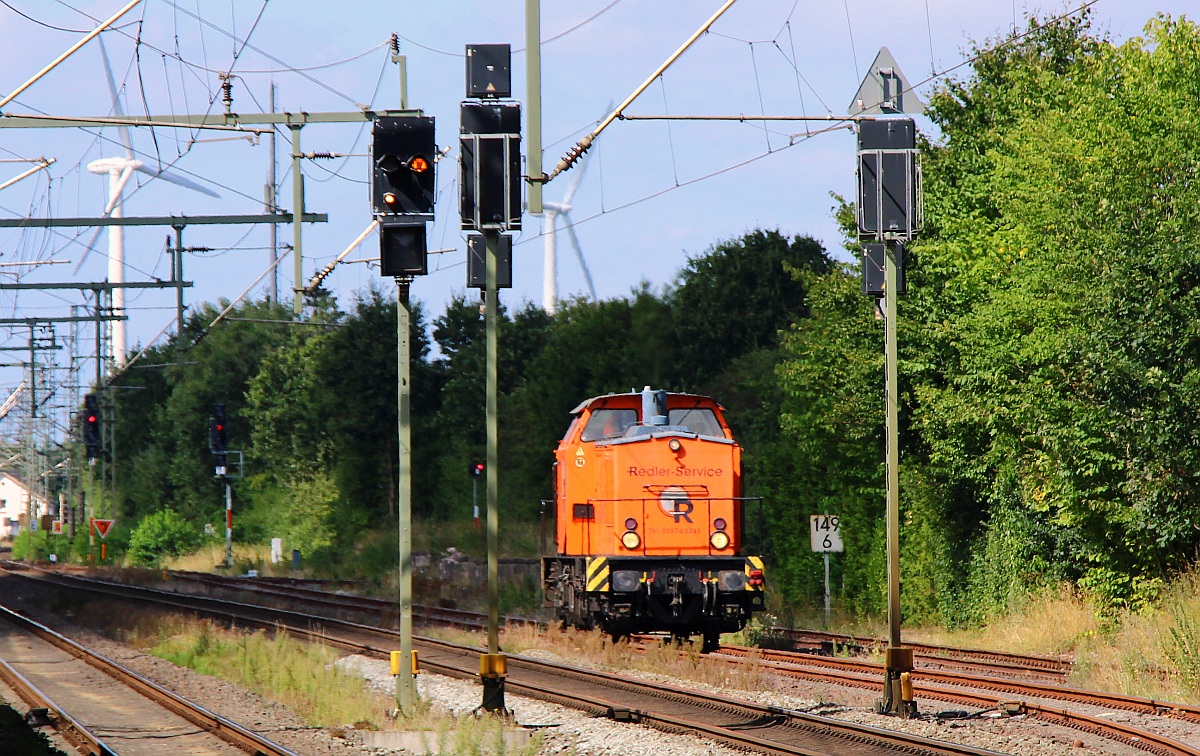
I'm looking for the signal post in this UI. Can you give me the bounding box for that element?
[853,62,923,715]
[461,44,521,715]
[370,79,436,712]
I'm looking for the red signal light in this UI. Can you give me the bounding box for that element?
[475,463,484,472]
[87,415,97,423]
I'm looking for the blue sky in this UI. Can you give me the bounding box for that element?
[0,0,1191,413]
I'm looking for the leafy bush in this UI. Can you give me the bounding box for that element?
[127,509,201,566]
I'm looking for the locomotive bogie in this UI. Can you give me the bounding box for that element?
[542,555,766,643]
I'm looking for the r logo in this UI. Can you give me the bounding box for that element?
[659,487,693,523]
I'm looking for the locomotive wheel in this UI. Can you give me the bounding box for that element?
[700,631,721,654]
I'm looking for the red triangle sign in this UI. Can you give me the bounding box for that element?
[91,518,114,540]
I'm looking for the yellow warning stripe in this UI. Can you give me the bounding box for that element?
[586,557,610,592]
[744,555,765,591]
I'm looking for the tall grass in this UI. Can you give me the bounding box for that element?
[1161,571,1200,699]
[163,543,275,574]
[872,570,1200,704]
[151,622,390,727]
[902,586,1100,657]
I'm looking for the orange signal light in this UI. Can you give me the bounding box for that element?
[383,191,397,205]
[408,156,430,173]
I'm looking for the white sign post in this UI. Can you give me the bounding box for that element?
[810,514,843,627]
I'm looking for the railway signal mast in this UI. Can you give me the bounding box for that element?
[461,43,521,715]
[370,49,436,712]
[208,403,240,568]
[852,47,924,719]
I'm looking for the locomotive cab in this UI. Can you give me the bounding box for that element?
[542,387,766,652]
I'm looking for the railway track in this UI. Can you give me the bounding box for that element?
[1,564,1009,756]
[14,563,1200,756]
[165,568,1069,685]
[0,602,298,756]
[163,568,533,630]
[717,645,1200,723]
[708,646,1200,756]
[762,626,1073,680]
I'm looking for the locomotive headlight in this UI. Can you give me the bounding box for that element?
[668,438,682,452]
[717,570,746,591]
[612,570,641,592]
[621,530,641,550]
[709,530,731,550]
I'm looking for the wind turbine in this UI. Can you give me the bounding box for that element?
[541,147,596,315]
[81,36,218,367]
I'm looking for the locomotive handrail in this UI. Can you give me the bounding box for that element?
[579,496,763,502]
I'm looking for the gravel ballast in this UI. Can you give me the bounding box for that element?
[0,576,1193,755]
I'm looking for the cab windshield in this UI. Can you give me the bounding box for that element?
[669,407,723,437]
[580,408,637,441]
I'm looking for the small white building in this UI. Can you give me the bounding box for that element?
[0,470,47,538]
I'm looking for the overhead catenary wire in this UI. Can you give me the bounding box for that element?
[0,0,144,111]
[187,246,293,351]
[546,0,741,183]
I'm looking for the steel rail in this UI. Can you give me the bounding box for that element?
[14,564,1200,756]
[4,565,1003,756]
[716,646,1200,724]
[167,567,542,629]
[0,603,300,756]
[707,648,1200,756]
[766,627,1071,675]
[0,658,115,756]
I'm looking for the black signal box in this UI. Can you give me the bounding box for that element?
[460,102,522,232]
[858,119,915,150]
[862,243,907,296]
[466,234,513,289]
[372,116,436,216]
[380,221,428,277]
[857,118,919,239]
[465,44,511,99]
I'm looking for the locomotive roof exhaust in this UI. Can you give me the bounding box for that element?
[641,386,668,426]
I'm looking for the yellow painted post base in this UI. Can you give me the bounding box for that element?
[875,647,918,718]
[391,650,420,676]
[479,653,508,715]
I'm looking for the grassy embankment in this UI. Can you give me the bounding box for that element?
[771,571,1200,705]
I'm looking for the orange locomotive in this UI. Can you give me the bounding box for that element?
[542,387,766,652]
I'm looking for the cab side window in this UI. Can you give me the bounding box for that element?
[580,409,638,442]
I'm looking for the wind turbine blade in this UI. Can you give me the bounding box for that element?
[134,163,220,197]
[562,213,596,301]
[75,165,129,273]
[98,36,134,160]
[72,226,104,274]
